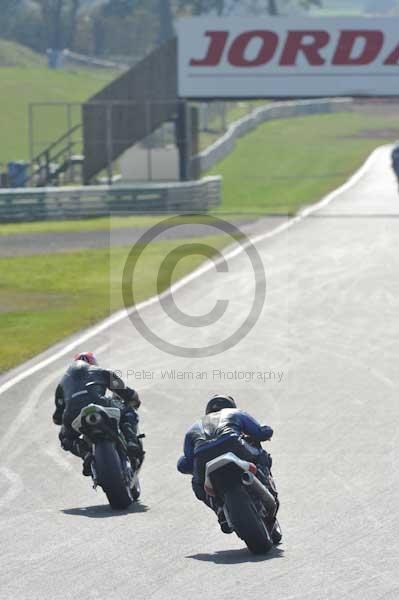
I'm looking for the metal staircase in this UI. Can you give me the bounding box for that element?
[27,38,180,187]
[25,124,84,187]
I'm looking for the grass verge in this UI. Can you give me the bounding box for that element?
[210,110,399,214]
[0,235,227,372]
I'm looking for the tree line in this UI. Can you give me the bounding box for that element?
[2,1,323,61]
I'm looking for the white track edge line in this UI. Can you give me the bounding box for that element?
[0,147,381,396]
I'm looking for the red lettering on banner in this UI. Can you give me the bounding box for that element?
[227,31,279,67]
[384,43,399,65]
[280,30,330,66]
[190,31,229,67]
[333,30,384,65]
[188,28,399,70]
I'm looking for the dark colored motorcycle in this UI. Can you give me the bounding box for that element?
[72,403,143,510]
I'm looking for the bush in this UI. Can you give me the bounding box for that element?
[11,6,45,53]
[92,10,157,59]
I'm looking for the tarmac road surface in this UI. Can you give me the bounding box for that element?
[0,146,398,600]
[0,219,272,257]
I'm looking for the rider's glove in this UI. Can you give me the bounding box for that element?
[52,410,63,426]
[125,388,140,409]
[259,426,273,441]
[177,455,193,475]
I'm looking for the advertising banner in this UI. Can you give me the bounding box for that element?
[177,18,399,98]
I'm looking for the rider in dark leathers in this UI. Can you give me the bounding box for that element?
[177,395,278,533]
[53,352,144,474]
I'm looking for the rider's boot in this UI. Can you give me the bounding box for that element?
[82,452,93,477]
[122,424,144,465]
[217,508,234,534]
[208,496,234,534]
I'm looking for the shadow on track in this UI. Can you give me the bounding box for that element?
[187,546,284,564]
[61,502,149,518]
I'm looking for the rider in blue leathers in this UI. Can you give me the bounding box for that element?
[177,394,278,533]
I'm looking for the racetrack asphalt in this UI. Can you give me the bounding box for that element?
[0,146,398,600]
[0,219,271,257]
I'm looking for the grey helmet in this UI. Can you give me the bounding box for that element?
[205,394,236,415]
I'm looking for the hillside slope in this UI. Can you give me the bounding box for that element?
[0,39,45,67]
[0,66,116,164]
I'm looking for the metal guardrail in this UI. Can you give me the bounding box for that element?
[192,98,353,173]
[0,98,353,223]
[0,177,221,223]
[63,50,129,71]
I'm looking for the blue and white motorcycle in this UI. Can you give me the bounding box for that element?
[204,448,282,554]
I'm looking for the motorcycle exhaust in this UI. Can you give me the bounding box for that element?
[87,413,102,426]
[241,471,277,514]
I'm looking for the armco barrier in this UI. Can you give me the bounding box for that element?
[192,98,353,173]
[0,177,221,223]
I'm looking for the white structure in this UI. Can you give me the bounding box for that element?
[178,17,399,98]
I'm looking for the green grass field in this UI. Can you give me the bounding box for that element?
[210,110,399,214]
[0,66,115,165]
[0,235,227,371]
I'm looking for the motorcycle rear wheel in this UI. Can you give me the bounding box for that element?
[94,441,133,510]
[224,486,273,555]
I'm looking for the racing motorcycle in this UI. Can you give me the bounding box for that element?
[71,403,143,510]
[204,444,282,554]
